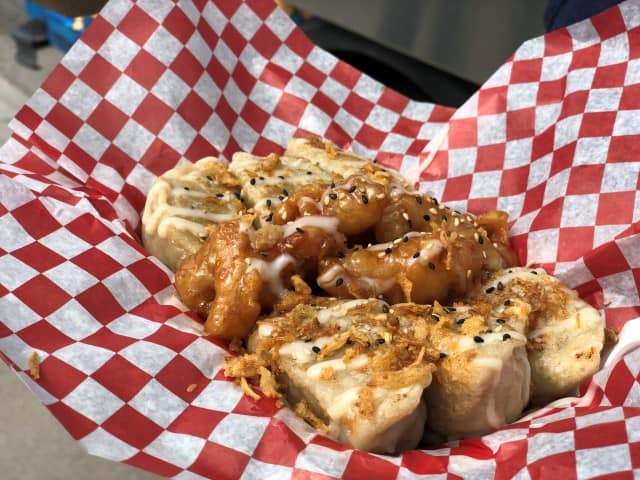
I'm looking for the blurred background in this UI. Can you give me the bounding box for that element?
[0,1,550,479]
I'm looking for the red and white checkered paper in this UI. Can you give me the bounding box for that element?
[1,0,640,478]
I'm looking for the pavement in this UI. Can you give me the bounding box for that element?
[0,3,158,479]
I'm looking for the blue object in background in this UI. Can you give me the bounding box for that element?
[24,1,93,52]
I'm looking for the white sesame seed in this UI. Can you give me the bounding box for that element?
[402,212,409,220]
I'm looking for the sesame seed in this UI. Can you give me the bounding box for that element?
[331,182,336,188]
[376,338,385,344]
[456,318,466,325]
[439,352,447,358]
[504,299,512,306]
[303,337,312,342]
[362,195,369,204]
[335,278,344,286]
[184,186,190,190]
[531,270,538,275]
[428,262,436,270]
[282,189,289,196]
[444,307,456,313]
[307,171,312,175]
[402,212,410,220]
[259,176,265,180]
[377,252,386,258]
[385,247,392,254]
[376,193,385,199]
[467,269,472,279]
[503,333,511,341]
[403,236,409,243]
[496,319,505,324]
[482,251,487,259]
[478,236,484,244]
[485,286,495,294]
[473,232,479,242]
[497,281,504,291]
[323,196,330,205]
[430,207,438,215]
[312,346,321,353]
[278,195,285,201]
[337,251,345,259]
[250,178,256,185]
[432,197,439,206]
[266,199,272,207]
[381,304,389,313]
[454,218,460,227]
[278,175,285,180]
[412,251,420,258]
[508,269,513,273]
[329,193,338,200]
[206,175,213,181]
[407,219,413,228]
[216,193,224,198]
[473,336,484,343]
[431,313,440,321]
[415,195,423,205]
[296,227,304,233]
[348,185,357,193]
[244,258,251,264]
[265,213,273,222]
[423,214,430,221]
[441,215,448,222]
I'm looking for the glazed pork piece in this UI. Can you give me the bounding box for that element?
[468,267,605,405]
[228,298,439,453]
[141,158,243,271]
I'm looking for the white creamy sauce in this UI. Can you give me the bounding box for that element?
[282,216,340,237]
[317,264,344,285]
[306,354,369,379]
[315,299,379,326]
[327,387,362,419]
[248,254,295,296]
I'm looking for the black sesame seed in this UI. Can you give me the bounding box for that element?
[403,236,409,243]
[439,352,447,359]
[428,262,436,270]
[234,192,241,199]
[412,251,420,258]
[456,318,466,325]
[444,307,456,313]
[496,319,505,324]
[504,299,512,306]
[303,338,312,342]
[307,171,313,175]
[423,214,430,222]
[503,333,511,341]
[336,278,344,286]
[296,227,304,233]
[329,193,338,200]
[362,195,369,204]
[312,346,321,353]
[278,175,285,180]
[478,236,484,244]
[266,199,272,207]
[407,219,413,228]
[442,215,448,222]
[381,304,389,313]
[331,182,336,188]
[485,286,495,294]
[206,175,213,181]
[346,339,353,345]
[376,338,386,344]
[278,195,285,201]
[508,269,513,273]
[216,193,224,198]
[415,195,423,205]
[531,270,538,275]
[337,251,345,259]
[473,336,484,343]
[385,247,392,255]
[184,186,190,190]
[282,189,289,196]
[265,213,273,222]
[432,197,439,206]
[259,176,265,180]
[431,313,440,321]
[250,178,256,185]
[497,281,504,291]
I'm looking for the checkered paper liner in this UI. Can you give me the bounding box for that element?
[1,0,640,478]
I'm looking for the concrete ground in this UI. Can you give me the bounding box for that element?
[0,2,159,479]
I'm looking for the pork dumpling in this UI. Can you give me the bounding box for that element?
[472,267,605,405]
[285,136,412,191]
[394,303,531,441]
[235,298,438,453]
[141,158,242,271]
[229,151,333,218]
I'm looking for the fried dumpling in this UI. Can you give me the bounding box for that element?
[141,158,242,271]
